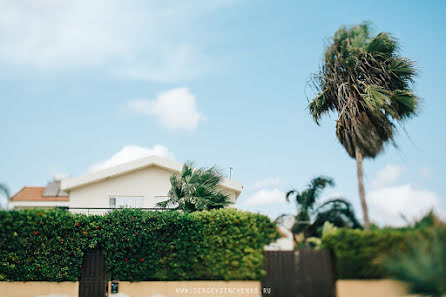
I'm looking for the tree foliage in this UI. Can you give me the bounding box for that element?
[383,225,446,297]
[281,176,361,239]
[157,162,231,212]
[0,183,10,208]
[309,22,419,159]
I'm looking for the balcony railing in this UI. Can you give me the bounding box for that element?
[67,207,173,216]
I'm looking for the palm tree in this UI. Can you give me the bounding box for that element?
[307,199,362,237]
[280,176,361,239]
[0,183,10,209]
[308,23,419,229]
[156,162,231,212]
[285,176,334,236]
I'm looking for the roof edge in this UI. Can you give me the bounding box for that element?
[61,156,243,195]
[10,186,45,201]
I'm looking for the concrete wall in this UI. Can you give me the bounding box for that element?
[0,279,417,297]
[68,166,238,209]
[0,281,78,297]
[337,280,420,297]
[107,281,261,297]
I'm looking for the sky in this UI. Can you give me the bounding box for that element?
[1,0,445,226]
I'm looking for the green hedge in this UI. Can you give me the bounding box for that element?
[322,228,411,279]
[191,209,278,280]
[0,208,278,281]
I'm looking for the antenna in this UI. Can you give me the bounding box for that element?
[229,167,233,179]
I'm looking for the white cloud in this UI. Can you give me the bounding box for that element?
[368,184,441,226]
[53,173,70,181]
[246,177,281,191]
[370,164,405,189]
[89,145,175,172]
[240,188,285,207]
[0,1,231,82]
[128,87,205,131]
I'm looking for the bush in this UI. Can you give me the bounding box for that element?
[98,209,204,281]
[321,228,409,279]
[0,208,279,281]
[0,209,96,281]
[191,208,279,280]
[382,227,446,297]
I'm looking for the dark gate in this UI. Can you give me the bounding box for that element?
[262,248,336,297]
[79,249,108,297]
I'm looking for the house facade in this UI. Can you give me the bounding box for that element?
[10,156,243,212]
[9,181,69,209]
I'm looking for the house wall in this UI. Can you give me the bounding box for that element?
[68,166,237,209]
[10,200,70,209]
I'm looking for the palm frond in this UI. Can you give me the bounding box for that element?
[157,161,230,212]
[0,183,10,200]
[285,190,298,202]
[309,22,419,159]
[309,90,330,124]
[367,32,398,58]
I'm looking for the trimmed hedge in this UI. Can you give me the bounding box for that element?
[322,228,411,279]
[191,209,278,280]
[0,208,278,281]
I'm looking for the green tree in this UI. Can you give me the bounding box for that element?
[156,162,231,212]
[383,227,446,297]
[308,199,362,237]
[0,183,10,209]
[281,176,361,239]
[308,23,419,229]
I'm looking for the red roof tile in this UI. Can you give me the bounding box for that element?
[11,187,70,201]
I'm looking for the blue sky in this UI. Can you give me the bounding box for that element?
[1,0,445,225]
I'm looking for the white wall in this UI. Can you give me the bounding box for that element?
[10,201,69,209]
[68,166,237,209]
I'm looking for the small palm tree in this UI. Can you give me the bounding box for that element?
[308,199,362,237]
[157,162,231,212]
[280,176,361,240]
[308,22,419,229]
[285,176,334,236]
[0,183,10,209]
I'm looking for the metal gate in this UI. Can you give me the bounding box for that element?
[79,249,108,297]
[262,248,336,297]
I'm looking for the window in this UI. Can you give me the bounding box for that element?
[109,197,116,208]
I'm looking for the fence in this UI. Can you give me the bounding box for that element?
[67,207,173,216]
[77,248,335,297]
[262,248,336,297]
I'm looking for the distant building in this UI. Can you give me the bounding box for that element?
[9,156,243,214]
[10,180,69,209]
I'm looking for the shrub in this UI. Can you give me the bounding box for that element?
[98,209,204,281]
[322,228,408,279]
[191,208,279,280]
[0,209,97,281]
[382,227,446,297]
[0,208,279,281]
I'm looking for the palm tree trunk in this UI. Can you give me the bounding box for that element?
[355,147,370,229]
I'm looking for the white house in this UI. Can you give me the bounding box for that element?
[9,183,69,209]
[10,156,243,213]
